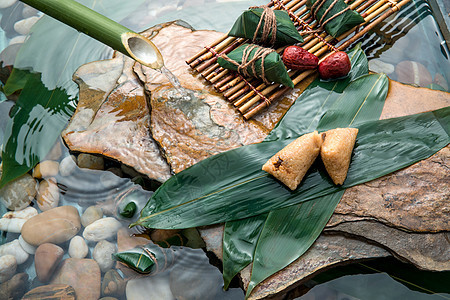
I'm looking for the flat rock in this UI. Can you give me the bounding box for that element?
[0,173,37,210]
[51,258,101,300]
[35,243,64,283]
[22,284,76,300]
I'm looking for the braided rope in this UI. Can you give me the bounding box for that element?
[250,5,278,45]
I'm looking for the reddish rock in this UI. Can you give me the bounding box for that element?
[51,258,101,300]
[0,273,28,300]
[22,284,76,300]
[35,243,64,283]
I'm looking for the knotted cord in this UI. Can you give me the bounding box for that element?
[308,0,351,33]
[250,5,278,45]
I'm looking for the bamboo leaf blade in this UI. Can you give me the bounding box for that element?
[223,214,268,289]
[246,191,344,297]
[136,106,449,229]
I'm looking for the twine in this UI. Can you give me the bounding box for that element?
[250,5,278,45]
[220,44,275,84]
[310,0,352,29]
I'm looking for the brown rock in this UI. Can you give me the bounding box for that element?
[51,258,101,300]
[33,160,59,179]
[22,284,76,300]
[36,177,60,211]
[22,206,81,246]
[0,273,28,300]
[101,269,125,297]
[77,153,104,170]
[35,243,64,283]
[395,60,432,87]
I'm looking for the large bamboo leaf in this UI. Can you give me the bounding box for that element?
[245,71,387,297]
[222,44,368,287]
[135,105,449,229]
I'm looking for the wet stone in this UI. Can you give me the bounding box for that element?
[22,284,76,300]
[395,60,432,87]
[126,275,175,300]
[0,273,28,300]
[0,173,37,211]
[92,240,116,272]
[51,258,101,300]
[0,239,29,264]
[0,255,17,283]
[36,177,60,211]
[68,236,89,259]
[0,0,17,9]
[59,155,78,177]
[77,153,104,170]
[83,217,122,242]
[19,235,37,254]
[368,59,394,75]
[35,243,64,283]
[13,15,39,35]
[0,206,38,233]
[33,160,59,179]
[81,206,103,227]
[101,269,125,297]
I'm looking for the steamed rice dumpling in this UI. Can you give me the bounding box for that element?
[218,43,294,88]
[228,7,304,46]
[320,128,358,185]
[307,0,364,37]
[262,131,323,190]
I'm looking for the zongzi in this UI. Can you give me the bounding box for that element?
[228,6,303,46]
[262,131,323,190]
[320,127,358,185]
[218,43,294,88]
[307,0,365,37]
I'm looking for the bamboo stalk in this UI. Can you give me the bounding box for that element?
[186,34,228,65]
[20,0,164,69]
[191,36,237,68]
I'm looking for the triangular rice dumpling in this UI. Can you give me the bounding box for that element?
[320,128,358,185]
[262,131,323,190]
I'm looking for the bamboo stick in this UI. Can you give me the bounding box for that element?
[186,33,228,65]
[191,36,237,68]
[207,69,228,82]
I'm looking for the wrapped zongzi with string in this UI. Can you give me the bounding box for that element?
[228,6,303,46]
[307,0,365,37]
[217,43,294,88]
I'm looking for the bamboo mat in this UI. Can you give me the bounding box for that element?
[186,0,412,119]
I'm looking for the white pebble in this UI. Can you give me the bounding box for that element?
[13,16,40,35]
[0,240,29,264]
[83,217,122,242]
[68,236,89,259]
[0,207,38,233]
[93,240,116,272]
[0,0,17,9]
[22,5,39,18]
[59,155,78,177]
[368,59,395,75]
[0,255,17,283]
[8,35,27,45]
[18,235,36,254]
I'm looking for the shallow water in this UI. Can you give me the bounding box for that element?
[0,0,449,299]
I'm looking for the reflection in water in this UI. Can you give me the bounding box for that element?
[0,0,449,299]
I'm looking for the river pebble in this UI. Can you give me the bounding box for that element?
[102,269,125,297]
[0,0,17,9]
[13,15,39,35]
[0,173,37,210]
[44,140,62,161]
[34,243,64,283]
[395,60,432,87]
[18,235,37,254]
[0,206,38,233]
[81,206,103,227]
[77,153,104,170]
[0,255,17,283]
[33,160,59,179]
[23,284,76,300]
[0,239,29,264]
[126,275,175,300]
[59,155,78,177]
[83,217,122,242]
[0,273,28,300]
[22,206,81,246]
[93,240,116,272]
[368,59,395,75]
[22,5,39,18]
[51,258,101,300]
[68,236,89,259]
[8,35,26,45]
[36,177,60,211]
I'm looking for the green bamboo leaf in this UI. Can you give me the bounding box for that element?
[135,106,449,229]
[223,213,268,289]
[223,44,368,287]
[3,68,31,96]
[246,191,344,297]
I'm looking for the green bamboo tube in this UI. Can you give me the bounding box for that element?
[20,0,164,69]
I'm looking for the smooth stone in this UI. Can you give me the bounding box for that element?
[22,5,39,18]
[395,60,432,87]
[22,284,76,300]
[18,235,37,254]
[126,275,175,300]
[44,140,62,161]
[13,16,40,35]
[368,59,395,75]
[0,255,17,283]
[35,243,64,283]
[51,258,101,300]
[0,0,17,9]
[8,35,26,45]
[77,153,104,170]
[0,206,38,233]
[0,239,29,264]
[22,206,81,246]
[68,236,89,259]
[59,155,78,177]
[33,160,59,179]
[83,217,122,242]
[101,269,125,297]
[0,173,37,210]
[433,73,448,91]
[81,206,103,227]
[0,273,28,300]
[36,177,60,211]
[93,240,116,272]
